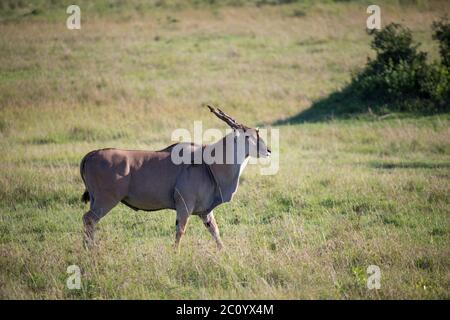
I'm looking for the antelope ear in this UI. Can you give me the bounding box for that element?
[234,129,241,137]
[256,127,259,133]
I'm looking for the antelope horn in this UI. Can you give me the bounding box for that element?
[207,105,243,129]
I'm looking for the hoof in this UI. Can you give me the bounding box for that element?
[83,234,95,250]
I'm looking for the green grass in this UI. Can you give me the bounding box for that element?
[0,0,449,299]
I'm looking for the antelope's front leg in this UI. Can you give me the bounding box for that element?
[200,211,224,250]
[173,187,193,252]
[174,208,190,252]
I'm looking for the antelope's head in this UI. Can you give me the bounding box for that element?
[207,105,271,159]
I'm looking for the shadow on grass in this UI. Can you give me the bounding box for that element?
[370,161,450,170]
[272,83,447,125]
[273,84,382,125]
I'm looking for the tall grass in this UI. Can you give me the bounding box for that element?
[0,1,449,299]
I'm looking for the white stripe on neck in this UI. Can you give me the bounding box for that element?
[229,157,250,200]
[238,157,250,177]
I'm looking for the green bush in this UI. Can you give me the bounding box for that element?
[353,22,449,113]
[432,16,450,68]
[369,23,427,69]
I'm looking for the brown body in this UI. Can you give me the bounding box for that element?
[82,145,216,214]
[80,106,270,250]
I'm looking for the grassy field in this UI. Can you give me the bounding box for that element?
[1,0,449,299]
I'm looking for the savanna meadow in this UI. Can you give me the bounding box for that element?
[0,0,449,300]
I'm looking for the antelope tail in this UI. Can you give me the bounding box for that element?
[81,190,90,203]
[79,150,96,204]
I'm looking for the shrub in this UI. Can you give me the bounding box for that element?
[353,22,449,113]
[432,16,450,68]
[369,23,427,69]
[423,63,450,108]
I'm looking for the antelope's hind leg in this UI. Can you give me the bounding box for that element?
[82,210,97,247]
[83,195,120,248]
[200,211,223,250]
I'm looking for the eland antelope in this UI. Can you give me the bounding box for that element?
[80,106,271,250]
